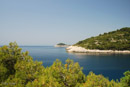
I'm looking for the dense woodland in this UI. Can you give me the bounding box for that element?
[75,27,130,50]
[0,42,130,87]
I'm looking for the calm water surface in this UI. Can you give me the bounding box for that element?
[21,46,130,80]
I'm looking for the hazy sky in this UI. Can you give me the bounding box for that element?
[0,0,130,45]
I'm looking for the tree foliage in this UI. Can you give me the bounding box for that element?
[80,72,120,87]
[0,42,130,87]
[120,71,130,87]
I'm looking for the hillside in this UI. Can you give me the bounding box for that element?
[74,27,130,50]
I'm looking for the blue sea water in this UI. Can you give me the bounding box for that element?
[21,46,130,80]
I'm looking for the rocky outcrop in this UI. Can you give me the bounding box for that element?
[54,45,69,47]
[66,46,130,53]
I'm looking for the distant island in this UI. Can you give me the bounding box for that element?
[55,43,69,47]
[67,27,130,53]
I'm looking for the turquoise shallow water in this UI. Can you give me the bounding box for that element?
[21,46,130,80]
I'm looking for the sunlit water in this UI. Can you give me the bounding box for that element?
[21,46,130,80]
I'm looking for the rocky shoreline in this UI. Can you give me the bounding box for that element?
[54,45,69,47]
[66,46,130,54]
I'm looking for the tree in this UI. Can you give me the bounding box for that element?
[81,72,120,87]
[120,71,130,87]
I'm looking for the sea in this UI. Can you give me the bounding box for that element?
[20,46,130,80]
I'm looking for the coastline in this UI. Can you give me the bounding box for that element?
[66,46,130,54]
[54,45,69,47]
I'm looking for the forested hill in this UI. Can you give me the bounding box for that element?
[75,27,130,50]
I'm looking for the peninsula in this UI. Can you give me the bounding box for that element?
[66,27,130,53]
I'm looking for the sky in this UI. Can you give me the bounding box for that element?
[0,0,130,45]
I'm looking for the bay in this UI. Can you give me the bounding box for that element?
[21,46,130,80]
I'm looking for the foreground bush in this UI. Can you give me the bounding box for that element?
[0,42,130,87]
[80,72,120,87]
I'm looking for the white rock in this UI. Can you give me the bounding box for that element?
[66,46,130,53]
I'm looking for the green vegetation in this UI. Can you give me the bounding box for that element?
[75,27,130,50]
[57,43,66,45]
[0,42,130,87]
